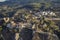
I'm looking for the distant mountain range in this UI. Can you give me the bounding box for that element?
[0,0,60,10]
[0,0,60,5]
[0,0,53,5]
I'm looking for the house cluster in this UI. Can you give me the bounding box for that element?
[30,11,56,17]
[41,11,56,16]
[1,10,57,33]
[2,10,56,30]
[6,20,33,31]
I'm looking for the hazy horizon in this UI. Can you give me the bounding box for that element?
[0,0,6,2]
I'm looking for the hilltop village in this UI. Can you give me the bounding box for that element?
[0,0,60,40]
[0,9,59,40]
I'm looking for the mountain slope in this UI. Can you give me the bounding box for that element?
[0,0,52,5]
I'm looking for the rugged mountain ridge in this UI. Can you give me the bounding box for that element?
[0,0,51,5]
[0,0,60,7]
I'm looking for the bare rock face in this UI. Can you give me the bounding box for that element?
[20,28,59,40]
[2,28,59,40]
[20,28,33,40]
[32,32,59,40]
[2,29,15,40]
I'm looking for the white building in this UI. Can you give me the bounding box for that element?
[42,11,48,15]
[42,11,56,16]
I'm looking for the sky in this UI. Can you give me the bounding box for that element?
[0,0,6,2]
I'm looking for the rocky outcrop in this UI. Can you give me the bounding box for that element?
[20,28,59,40]
[2,29,15,40]
[1,28,59,40]
[20,28,33,40]
[33,32,59,40]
